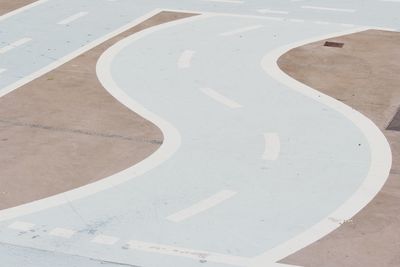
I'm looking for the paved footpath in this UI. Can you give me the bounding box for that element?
[0,1,399,266]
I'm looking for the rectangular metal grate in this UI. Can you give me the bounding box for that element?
[387,108,400,131]
[324,41,344,48]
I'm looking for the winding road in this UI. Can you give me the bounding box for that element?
[0,0,398,266]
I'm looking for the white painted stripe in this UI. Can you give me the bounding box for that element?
[92,234,119,245]
[8,221,34,231]
[203,0,244,4]
[257,9,289,15]
[262,133,280,161]
[380,0,400,2]
[0,0,49,22]
[301,5,356,13]
[200,88,242,108]
[0,9,195,222]
[251,26,392,267]
[220,24,264,36]
[178,50,195,69]
[0,37,32,54]
[57,11,88,25]
[49,227,75,238]
[167,190,237,222]
[126,240,250,266]
[0,69,6,74]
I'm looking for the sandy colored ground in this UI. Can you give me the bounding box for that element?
[0,11,195,210]
[279,30,400,267]
[0,0,36,15]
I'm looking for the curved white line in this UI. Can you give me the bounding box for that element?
[250,27,392,266]
[0,11,202,222]
[0,0,48,22]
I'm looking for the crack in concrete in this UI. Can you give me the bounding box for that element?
[0,118,163,145]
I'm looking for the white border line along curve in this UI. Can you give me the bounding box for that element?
[0,0,49,22]
[0,9,165,98]
[250,27,393,266]
[0,11,209,222]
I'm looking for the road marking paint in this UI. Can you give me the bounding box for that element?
[178,50,195,69]
[380,0,400,2]
[220,24,264,36]
[0,68,6,74]
[301,5,356,13]
[92,234,119,245]
[200,88,242,108]
[167,190,237,222]
[126,240,250,266]
[8,221,34,231]
[57,11,88,25]
[49,227,75,238]
[257,9,289,15]
[0,0,49,22]
[255,26,392,266]
[203,0,244,4]
[262,133,280,161]
[0,9,199,222]
[0,37,32,54]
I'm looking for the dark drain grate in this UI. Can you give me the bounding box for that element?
[387,109,400,131]
[324,41,344,48]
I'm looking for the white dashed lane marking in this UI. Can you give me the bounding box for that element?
[126,240,251,266]
[92,234,119,245]
[200,88,243,109]
[49,228,75,238]
[57,11,88,25]
[8,221,35,231]
[0,38,32,54]
[220,24,264,36]
[178,50,196,69]
[166,190,237,222]
[262,133,281,161]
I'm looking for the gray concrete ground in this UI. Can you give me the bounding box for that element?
[279,29,400,267]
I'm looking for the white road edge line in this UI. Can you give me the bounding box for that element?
[200,87,243,108]
[57,11,88,25]
[178,50,195,69]
[301,5,356,13]
[248,26,392,267]
[0,9,192,221]
[220,24,264,36]
[262,133,280,161]
[167,190,237,222]
[0,0,49,22]
[0,37,32,54]
[0,69,6,74]
[126,240,250,266]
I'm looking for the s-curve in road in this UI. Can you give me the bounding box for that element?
[0,12,392,267]
[0,0,399,96]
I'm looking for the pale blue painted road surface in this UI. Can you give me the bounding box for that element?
[0,0,397,266]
